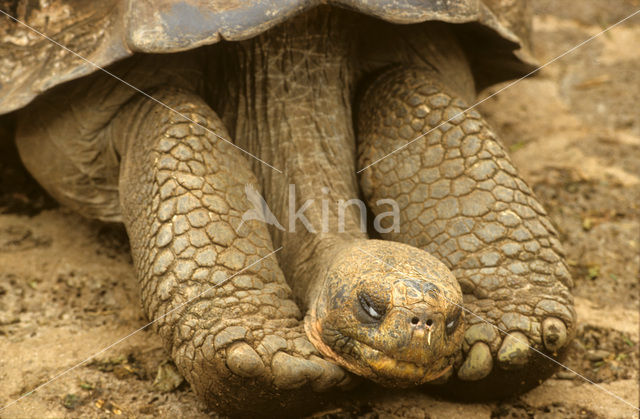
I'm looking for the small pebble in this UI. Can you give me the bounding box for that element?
[586,349,611,362]
[556,371,576,380]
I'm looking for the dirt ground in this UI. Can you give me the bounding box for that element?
[0,1,638,418]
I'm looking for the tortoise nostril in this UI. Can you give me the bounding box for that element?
[410,317,434,326]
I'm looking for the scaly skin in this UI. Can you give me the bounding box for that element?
[112,89,352,414]
[357,66,575,394]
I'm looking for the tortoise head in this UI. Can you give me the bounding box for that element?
[305,240,464,386]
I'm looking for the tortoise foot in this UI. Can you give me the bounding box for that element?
[447,297,573,397]
[456,290,574,387]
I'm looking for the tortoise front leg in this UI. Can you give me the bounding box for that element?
[356,67,576,396]
[113,88,346,415]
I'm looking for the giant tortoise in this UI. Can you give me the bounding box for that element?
[0,0,576,415]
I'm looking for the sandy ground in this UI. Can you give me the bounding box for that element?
[0,1,638,418]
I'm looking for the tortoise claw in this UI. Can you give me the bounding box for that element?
[308,355,350,391]
[457,342,492,381]
[542,317,568,352]
[271,351,323,390]
[497,332,531,369]
[226,342,265,378]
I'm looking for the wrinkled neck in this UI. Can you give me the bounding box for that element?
[221,8,366,306]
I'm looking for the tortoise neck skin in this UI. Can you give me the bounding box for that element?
[222,7,365,307]
[219,7,476,309]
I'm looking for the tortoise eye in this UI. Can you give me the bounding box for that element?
[445,308,462,335]
[358,292,385,321]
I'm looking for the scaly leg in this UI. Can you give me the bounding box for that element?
[113,88,347,415]
[357,67,575,396]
